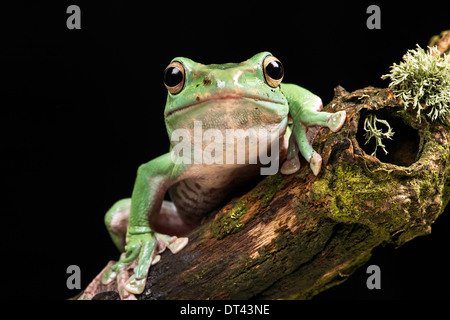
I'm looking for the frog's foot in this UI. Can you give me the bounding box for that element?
[123,232,188,295]
[101,199,190,298]
[280,144,322,176]
[101,231,188,298]
[327,110,346,133]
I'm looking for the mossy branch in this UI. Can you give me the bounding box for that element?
[80,31,450,300]
[81,87,450,300]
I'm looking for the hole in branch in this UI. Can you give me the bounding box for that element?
[356,108,420,167]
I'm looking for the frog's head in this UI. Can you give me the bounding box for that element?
[163,52,289,138]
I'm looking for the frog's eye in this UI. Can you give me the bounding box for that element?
[263,55,284,88]
[163,61,185,94]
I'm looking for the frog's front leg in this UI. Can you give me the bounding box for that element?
[281,83,346,176]
[101,153,189,298]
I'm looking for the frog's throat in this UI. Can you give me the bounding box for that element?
[165,94,285,118]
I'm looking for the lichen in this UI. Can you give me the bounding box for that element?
[381,45,450,123]
[363,113,395,156]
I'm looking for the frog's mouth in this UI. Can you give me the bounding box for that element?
[165,94,285,118]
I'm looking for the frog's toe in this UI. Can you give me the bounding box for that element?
[116,267,138,299]
[124,274,146,295]
[101,267,117,285]
[328,110,347,132]
[309,151,322,176]
[155,233,189,254]
[168,237,189,254]
[152,254,161,265]
[280,156,301,175]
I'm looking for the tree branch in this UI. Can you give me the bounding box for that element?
[81,85,449,300]
[80,32,450,300]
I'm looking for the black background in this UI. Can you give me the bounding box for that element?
[2,1,449,301]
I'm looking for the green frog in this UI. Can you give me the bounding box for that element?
[99,52,346,299]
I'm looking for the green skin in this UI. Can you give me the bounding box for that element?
[100,52,346,298]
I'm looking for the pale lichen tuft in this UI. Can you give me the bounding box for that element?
[363,113,395,157]
[381,45,450,123]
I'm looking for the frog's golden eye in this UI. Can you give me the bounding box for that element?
[263,55,284,88]
[163,61,185,94]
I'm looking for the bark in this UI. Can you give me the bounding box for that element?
[80,34,450,300]
[429,30,450,55]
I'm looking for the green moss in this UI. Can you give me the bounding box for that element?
[306,163,410,242]
[211,199,248,240]
[307,178,329,202]
[250,173,285,206]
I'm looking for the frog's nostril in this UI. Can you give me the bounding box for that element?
[203,78,212,86]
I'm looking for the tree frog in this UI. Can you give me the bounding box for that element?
[99,52,346,299]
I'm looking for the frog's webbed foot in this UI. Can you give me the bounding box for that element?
[285,109,346,176]
[280,131,323,176]
[100,200,189,299]
[100,231,188,299]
